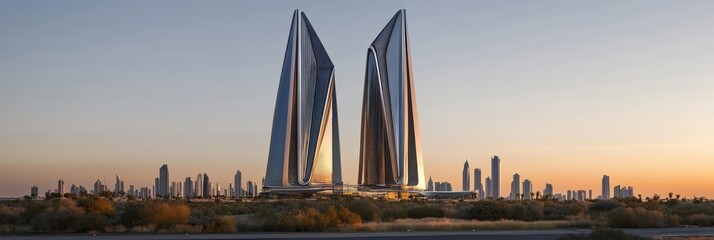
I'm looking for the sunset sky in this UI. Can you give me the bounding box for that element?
[1,0,713,198]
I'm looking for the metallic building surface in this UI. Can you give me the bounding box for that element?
[359,10,425,190]
[264,10,342,192]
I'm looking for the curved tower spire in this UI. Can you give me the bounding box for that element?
[359,9,425,190]
[264,10,342,192]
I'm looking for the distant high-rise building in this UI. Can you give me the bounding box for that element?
[202,173,210,197]
[184,177,193,199]
[602,175,610,200]
[544,183,553,197]
[247,180,254,197]
[589,189,592,200]
[93,179,103,196]
[228,183,233,198]
[613,185,621,198]
[115,175,123,194]
[474,168,483,199]
[485,177,492,198]
[523,179,532,199]
[427,176,434,191]
[70,184,80,196]
[159,164,169,197]
[623,186,634,198]
[567,190,572,200]
[154,177,160,197]
[57,179,65,195]
[577,190,586,201]
[510,173,520,200]
[31,185,38,199]
[491,156,500,198]
[196,173,203,198]
[462,159,470,191]
[234,170,242,198]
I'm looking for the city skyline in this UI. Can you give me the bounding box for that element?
[2,1,714,198]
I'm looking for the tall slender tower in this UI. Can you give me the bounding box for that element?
[234,170,242,198]
[115,175,123,194]
[159,164,169,197]
[427,176,434,191]
[602,175,610,199]
[491,156,500,198]
[523,179,532,199]
[510,173,520,200]
[264,9,342,192]
[462,159,470,191]
[184,177,193,199]
[57,179,65,195]
[203,173,210,197]
[485,177,492,198]
[358,10,425,190]
[474,168,483,199]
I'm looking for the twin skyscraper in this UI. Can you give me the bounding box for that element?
[263,9,425,193]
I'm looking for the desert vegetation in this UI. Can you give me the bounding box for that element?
[0,193,712,234]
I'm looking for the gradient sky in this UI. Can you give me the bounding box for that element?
[1,0,713,198]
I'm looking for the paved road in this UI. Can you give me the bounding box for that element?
[3,227,714,240]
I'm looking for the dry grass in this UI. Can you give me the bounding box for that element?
[352,218,595,231]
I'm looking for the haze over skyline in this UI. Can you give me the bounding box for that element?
[1,0,713,198]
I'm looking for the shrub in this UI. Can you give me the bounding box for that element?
[407,205,445,219]
[523,202,545,221]
[544,201,587,220]
[77,198,115,217]
[345,199,380,222]
[146,202,190,229]
[588,200,622,215]
[119,202,148,227]
[204,216,236,233]
[460,201,508,221]
[0,205,22,224]
[71,213,106,232]
[688,213,714,227]
[607,207,665,228]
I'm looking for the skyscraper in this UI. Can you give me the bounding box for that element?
[474,168,483,199]
[485,177,492,198]
[184,177,193,199]
[263,9,342,193]
[57,179,64,195]
[31,185,38,199]
[602,175,610,200]
[196,173,203,198]
[491,156,500,198]
[247,180,254,197]
[93,179,103,196]
[510,173,520,200]
[358,10,425,191]
[234,170,242,198]
[427,176,434,191]
[462,160,470,191]
[159,164,169,197]
[544,183,553,197]
[203,173,210,197]
[523,179,532,200]
[115,175,123,194]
